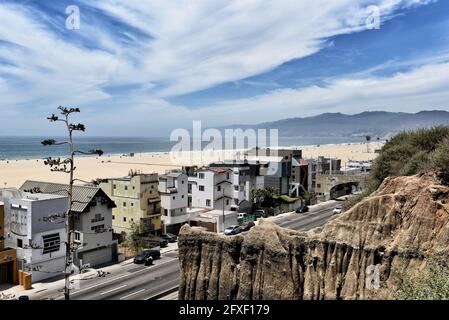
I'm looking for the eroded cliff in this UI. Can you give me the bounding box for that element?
[178,173,449,300]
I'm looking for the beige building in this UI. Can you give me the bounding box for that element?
[100,173,162,236]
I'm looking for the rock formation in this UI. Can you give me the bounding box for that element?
[178,173,449,299]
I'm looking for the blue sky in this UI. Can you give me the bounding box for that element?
[0,0,448,136]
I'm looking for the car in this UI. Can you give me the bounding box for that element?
[333,206,343,214]
[159,238,169,248]
[144,256,154,266]
[161,233,177,243]
[253,209,266,218]
[296,205,309,213]
[224,225,240,235]
[238,212,248,219]
[133,249,161,264]
[18,295,30,301]
[237,221,255,233]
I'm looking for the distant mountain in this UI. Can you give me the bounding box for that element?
[224,110,449,138]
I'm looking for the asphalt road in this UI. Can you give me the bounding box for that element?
[30,200,339,300]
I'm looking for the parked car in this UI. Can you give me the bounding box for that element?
[134,249,161,264]
[296,205,309,213]
[253,209,266,218]
[224,225,241,236]
[159,238,168,248]
[144,256,154,266]
[18,295,30,301]
[237,221,255,233]
[238,212,248,219]
[161,233,177,243]
[333,206,343,215]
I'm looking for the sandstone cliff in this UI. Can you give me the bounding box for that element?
[178,173,449,300]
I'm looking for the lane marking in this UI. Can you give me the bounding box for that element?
[120,289,145,300]
[100,285,127,295]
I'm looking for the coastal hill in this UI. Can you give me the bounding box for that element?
[224,110,449,138]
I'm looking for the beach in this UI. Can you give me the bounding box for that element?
[0,142,383,188]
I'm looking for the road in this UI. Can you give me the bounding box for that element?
[29,200,339,300]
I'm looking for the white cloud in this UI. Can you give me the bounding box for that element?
[0,0,440,135]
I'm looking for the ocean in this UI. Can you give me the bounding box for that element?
[0,136,368,160]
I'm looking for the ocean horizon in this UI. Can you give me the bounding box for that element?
[0,136,370,160]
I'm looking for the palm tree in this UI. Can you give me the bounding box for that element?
[366,135,371,153]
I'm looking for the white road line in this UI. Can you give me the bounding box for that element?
[100,285,127,295]
[120,289,145,300]
[54,257,178,300]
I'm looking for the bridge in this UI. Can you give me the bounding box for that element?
[315,172,370,201]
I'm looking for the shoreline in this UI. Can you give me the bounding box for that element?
[0,141,383,188]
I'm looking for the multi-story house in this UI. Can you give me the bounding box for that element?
[188,167,233,211]
[306,157,341,192]
[100,173,162,236]
[0,201,18,286]
[0,188,67,283]
[158,171,188,234]
[19,181,116,268]
[209,161,259,210]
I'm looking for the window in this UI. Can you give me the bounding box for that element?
[182,180,185,184]
[234,186,239,191]
[123,202,127,207]
[113,184,117,189]
[91,225,105,233]
[42,233,60,254]
[132,186,135,190]
[173,196,176,200]
[123,217,127,222]
[91,213,104,223]
[226,199,230,205]
[206,199,211,207]
[112,215,115,220]
[74,232,81,242]
[317,184,321,188]
[217,185,221,192]
[199,173,205,179]
[131,202,134,207]
[131,218,134,222]
[182,195,184,198]
[199,185,205,191]
[17,238,23,248]
[125,186,128,190]
[226,173,230,179]
[180,208,183,212]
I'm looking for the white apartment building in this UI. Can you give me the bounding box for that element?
[20,181,117,268]
[158,171,188,234]
[188,167,234,211]
[0,188,68,283]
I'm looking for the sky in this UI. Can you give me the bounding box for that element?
[0,0,448,136]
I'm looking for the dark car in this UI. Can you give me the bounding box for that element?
[253,209,265,219]
[161,233,177,243]
[159,238,168,248]
[296,205,309,213]
[237,221,255,233]
[134,249,161,264]
[18,295,30,301]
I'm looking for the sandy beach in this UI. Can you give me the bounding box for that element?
[0,142,383,188]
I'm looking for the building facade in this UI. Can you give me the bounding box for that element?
[100,173,162,236]
[1,189,67,283]
[20,181,116,269]
[158,171,188,234]
[188,167,234,211]
[0,202,18,286]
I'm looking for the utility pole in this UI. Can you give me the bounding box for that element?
[222,186,225,233]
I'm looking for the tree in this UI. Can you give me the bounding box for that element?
[41,106,103,300]
[124,222,146,255]
[366,135,371,153]
[251,186,278,209]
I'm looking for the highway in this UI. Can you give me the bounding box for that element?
[29,200,339,300]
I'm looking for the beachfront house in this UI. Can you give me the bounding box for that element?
[188,167,234,211]
[0,188,67,283]
[19,181,117,268]
[158,171,188,235]
[99,173,162,236]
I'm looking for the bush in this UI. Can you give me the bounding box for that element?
[393,256,449,300]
